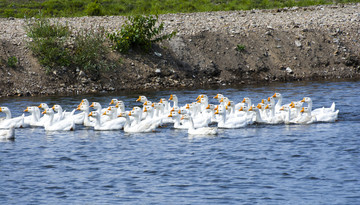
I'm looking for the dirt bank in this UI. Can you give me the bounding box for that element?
[1,4,360,97]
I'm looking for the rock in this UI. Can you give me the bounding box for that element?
[78,70,86,77]
[295,40,302,47]
[154,52,162,57]
[286,67,294,74]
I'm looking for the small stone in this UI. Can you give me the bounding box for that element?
[286,67,293,74]
[78,70,86,77]
[295,40,302,47]
[154,52,162,57]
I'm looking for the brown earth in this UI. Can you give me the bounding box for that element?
[0,4,360,97]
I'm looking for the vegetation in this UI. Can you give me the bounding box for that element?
[26,18,71,72]
[1,0,360,18]
[236,44,246,52]
[108,15,177,53]
[26,18,113,75]
[7,56,18,68]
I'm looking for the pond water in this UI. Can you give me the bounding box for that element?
[0,80,359,204]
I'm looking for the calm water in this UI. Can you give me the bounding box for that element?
[0,81,359,204]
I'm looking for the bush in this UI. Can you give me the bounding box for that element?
[26,18,71,72]
[108,15,177,53]
[85,0,103,16]
[72,28,109,71]
[7,56,18,68]
[26,18,112,75]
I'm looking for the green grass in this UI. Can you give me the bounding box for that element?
[1,0,360,18]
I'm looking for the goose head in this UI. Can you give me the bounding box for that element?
[272,93,282,99]
[136,96,148,103]
[301,97,312,103]
[109,99,118,105]
[42,108,54,115]
[38,103,49,110]
[214,94,224,101]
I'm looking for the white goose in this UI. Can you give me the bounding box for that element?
[168,111,188,129]
[76,104,94,127]
[215,106,249,128]
[301,97,339,122]
[264,104,284,124]
[118,111,156,133]
[0,107,25,128]
[90,102,110,123]
[294,107,317,124]
[88,111,125,130]
[24,106,44,127]
[42,108,75,131]
[169,94,179,108]
[181,114,217,135]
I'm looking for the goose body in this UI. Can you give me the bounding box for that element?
[89,111,125,130]
[42,108,75,131]
[181,114,217,135]
[0,107,24,128]
[118,111,156,133]
[0,126,15,140]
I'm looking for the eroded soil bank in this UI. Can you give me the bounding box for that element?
[1,4,360,97]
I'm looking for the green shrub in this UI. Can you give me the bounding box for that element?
[72,28,109,71]
[85,0,103,16]
[236,44,246,52]
[7,56,18,68]
[108,15,177,53]
[26,18,71,72]
[26,18,113,75]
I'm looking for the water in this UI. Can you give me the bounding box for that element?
[1,80,359,204]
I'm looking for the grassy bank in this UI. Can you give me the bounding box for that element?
[1,0,359,18]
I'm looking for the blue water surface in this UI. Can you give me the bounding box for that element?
[0,80,359,204]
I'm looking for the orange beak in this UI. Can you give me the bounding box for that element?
[214,110,219,114]
[169,95,173,100]
[24,108,29,112]
[301,98,306,103]
[300,107,305,113]
[239,107,243,111]
[214,94,218,99]
[136,96,141,102]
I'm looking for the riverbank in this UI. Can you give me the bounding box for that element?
[1,3,360,97]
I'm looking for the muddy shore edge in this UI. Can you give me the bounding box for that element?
[1,4,360,97]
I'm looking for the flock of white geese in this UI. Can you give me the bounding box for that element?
[0,93,339,140]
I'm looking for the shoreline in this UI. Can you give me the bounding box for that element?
[0,3,360,97]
